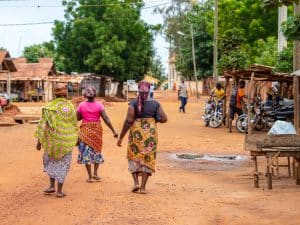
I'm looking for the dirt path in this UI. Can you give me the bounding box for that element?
[0,95,299,225]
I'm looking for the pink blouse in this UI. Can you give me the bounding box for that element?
[77,101,105,123]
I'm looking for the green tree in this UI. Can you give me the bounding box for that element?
[22,42,65,71]
[53,0,153,83]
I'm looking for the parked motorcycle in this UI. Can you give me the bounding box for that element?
[202,99,224,128]
[236,99,294,133]
[202,99,215,127]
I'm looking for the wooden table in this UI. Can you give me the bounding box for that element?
[245,134,300,189]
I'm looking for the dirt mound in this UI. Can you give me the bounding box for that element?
[0,104,21,121]
[71,96,122,108]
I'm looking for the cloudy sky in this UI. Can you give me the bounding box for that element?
[0,0,170,73]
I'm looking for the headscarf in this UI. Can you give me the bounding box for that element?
[137,80,150,116]
[84,86,96,98]
[54,83,67,97]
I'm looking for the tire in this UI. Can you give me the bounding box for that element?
[209,113,223,128]
[236,115,248,133]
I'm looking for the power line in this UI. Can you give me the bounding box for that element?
[0,21,53,26]
[0,0,171,7]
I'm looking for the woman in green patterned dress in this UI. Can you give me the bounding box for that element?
[118,81,167,194]
[35,83,78,198]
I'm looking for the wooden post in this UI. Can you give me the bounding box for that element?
[247,72,255,135]
[288,157,291,177]
[294,76,300,134]
[295,156,300,185]
[224,77,229,127]
[266,156,273,189]
[253,156,259,188]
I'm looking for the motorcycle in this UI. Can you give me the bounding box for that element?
[202,99,215,127]
[202,99,224,128]
[236,98,294,133]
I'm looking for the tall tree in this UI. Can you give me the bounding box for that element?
[53,0,153,81]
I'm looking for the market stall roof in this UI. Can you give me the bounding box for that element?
[224,64,293,82]
[47,75,84,83]
[0,51,17,72]
[0,57,56,81]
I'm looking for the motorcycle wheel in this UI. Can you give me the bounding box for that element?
[209,114,223,128]
[236,116,247,133]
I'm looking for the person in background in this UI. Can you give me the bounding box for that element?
[228,80,246,133]
[117,81,167,194]
[35,83,78,198]
[149,83,154,99]
[178,78,188,113]
[211,82,225,102]
[77,86,118,183]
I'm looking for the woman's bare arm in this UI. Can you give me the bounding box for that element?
[158,106,167,123]
[118,105,135,146]
[76,111,82,121]
[101,110,118,138]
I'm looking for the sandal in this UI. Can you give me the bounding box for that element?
[140,189,147,194]
[93,175,101,181]
[86,178,94,183]
[56,192,66,198]
[43,188,55,194]
[131,185,140,193]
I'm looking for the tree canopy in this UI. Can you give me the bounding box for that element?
[52,0,154,81]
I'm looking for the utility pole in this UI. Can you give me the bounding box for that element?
[294,2,300,71]
[278,6,287,52]
[191,24,199,99]
[213,0,218,80]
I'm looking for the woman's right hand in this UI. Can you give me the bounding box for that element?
[117,138,122,147]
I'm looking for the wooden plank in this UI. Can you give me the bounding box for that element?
[245,134,300,151]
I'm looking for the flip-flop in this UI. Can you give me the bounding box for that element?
[86,179,94,183]
[140,189,147,194]
[43,188,55,194]
[131,185,140,193]
[93,175,101,181]
[56,192,66,198]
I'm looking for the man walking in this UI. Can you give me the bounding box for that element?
[178,78,188,113]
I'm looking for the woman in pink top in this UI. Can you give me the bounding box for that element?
[77,86,118,182]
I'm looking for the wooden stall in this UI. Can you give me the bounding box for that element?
[224,64,300,189]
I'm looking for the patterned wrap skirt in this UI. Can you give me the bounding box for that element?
[78,121,104,165]
[43,152,72,183]
[78,141,104,165]
[127,118,158,174]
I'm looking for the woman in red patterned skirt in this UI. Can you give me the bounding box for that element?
[77,86,118,182]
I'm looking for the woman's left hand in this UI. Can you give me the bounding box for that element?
[113,131,119,139]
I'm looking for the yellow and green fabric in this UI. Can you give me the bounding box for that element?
[35,98,78,160]
[127,118,158,171]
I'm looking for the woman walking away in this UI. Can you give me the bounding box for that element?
[77,86,118,183]
[117,81,167,194]
[35,83,78,198]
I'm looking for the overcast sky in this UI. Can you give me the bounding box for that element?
[0,0,170,73]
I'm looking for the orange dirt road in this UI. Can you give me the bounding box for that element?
[0,94,300,225]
